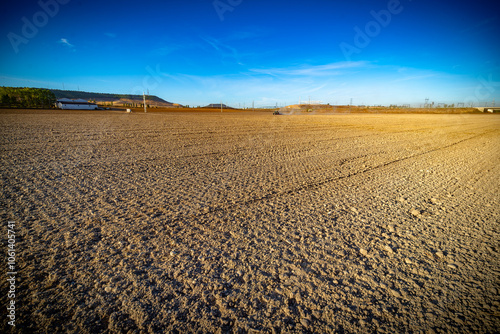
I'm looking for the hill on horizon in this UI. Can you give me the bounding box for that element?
[203,103,235,109]
[50,89,182,107]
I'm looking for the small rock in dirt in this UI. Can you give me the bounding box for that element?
[300,318,310,327]
[447,264,457,269]
[486,246,497,253]
[430,198,440,205]
[312,310,322,319]
[435,251,444,259]
[360,248,368,256]
[410,209,420,217]
[390,289,401,298]
[404,258,412,264]
[383,245,394,254]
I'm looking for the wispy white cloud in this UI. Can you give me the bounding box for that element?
[154,62,485,107]
[191,29,265,66]
[249,61,370,77]
[0,75,63,88]
[391,73,437,83]
[151,46,177,56]
[225,28,265,42]
[459,16,498,35]
[200,36,243,64]
[58,38,75,50]
[150,39,204,57]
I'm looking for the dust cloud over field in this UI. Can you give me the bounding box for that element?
[1,110,499,333]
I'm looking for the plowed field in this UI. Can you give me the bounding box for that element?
[1,109,499,333]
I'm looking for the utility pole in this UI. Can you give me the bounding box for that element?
[220,100,222,112]
[143,92,147,113]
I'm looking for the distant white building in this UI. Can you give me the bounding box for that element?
[56,98,98,110]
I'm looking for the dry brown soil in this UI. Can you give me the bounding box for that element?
[1,109,499,333]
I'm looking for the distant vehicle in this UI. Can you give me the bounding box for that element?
[273,110,280,115]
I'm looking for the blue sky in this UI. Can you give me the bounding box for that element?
[1,0,499,107]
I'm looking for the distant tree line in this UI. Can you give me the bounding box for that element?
[0,87,56,108]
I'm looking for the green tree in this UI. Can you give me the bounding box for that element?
[1,94,9,106]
